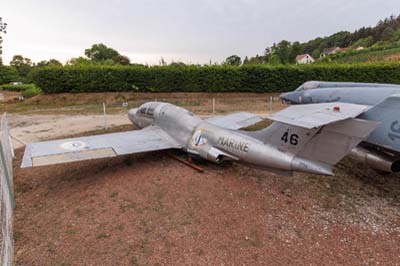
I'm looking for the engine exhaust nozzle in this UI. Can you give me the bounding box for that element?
[349,147,400,173]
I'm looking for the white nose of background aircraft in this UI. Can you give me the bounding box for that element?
[21,101,378,176]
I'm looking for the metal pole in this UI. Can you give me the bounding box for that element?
[212,98,215,114]
[269,96,273,113]
[103,102,107,130]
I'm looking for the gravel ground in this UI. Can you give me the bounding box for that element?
[8,114,131,148]
[6,93,399,265]
[13,149,400,265]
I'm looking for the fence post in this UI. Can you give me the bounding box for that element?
[103,102,107,130]
[212,98,216,114]
[269,96,273,113]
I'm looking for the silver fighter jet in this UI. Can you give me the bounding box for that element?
[21,102,379,176]
[280,81,400,172]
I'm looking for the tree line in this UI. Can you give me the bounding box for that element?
[242,14,400,65]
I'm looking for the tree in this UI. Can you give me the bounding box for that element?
[264,41,293,64]
[289,41,301,63]
[247,54,264,64]
[224,55,242,66]
[84,43,120,62]
[381,26,395,41]
[37,59,62,67]
[10,55,32,77]
[66,56,92,65]
[243,56,249,65]
[113,54,130,65]
[84,43,132,65]
[275,40,292,64]
[0,17,7,65]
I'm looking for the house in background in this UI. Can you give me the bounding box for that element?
[320,47,342,57]
[296,54,314,64]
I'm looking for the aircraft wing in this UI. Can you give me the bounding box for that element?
[206,112,264,130]
[268,102,370,129]
[21,126,180,168]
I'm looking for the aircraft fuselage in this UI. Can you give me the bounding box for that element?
[128,102,332,175]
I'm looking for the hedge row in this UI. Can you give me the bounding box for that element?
[0,66,19,84]
[30,63,400,93]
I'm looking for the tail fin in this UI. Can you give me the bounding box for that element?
[245,103,379,175]
[361,94,400,153]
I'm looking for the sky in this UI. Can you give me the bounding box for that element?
[1,0,400,65]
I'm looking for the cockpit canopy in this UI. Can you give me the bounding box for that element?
[137,103,159,117]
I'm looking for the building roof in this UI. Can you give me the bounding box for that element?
[321,47,340,55]
[296,54,311,61]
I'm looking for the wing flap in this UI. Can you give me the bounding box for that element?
[206,112,263,130]
[268,102,369,129]
[32,148,117,167]
[21,126,180,168]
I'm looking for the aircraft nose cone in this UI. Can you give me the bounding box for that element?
[128,108,138,124]
[280,92,300,104]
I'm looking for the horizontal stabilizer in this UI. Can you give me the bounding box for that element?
[268,102,369,129]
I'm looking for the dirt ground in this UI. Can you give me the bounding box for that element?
[5,91,400,265]
[13,149,400,266]
[8,114,131,148]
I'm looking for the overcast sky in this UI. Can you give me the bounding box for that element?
[2,0,400,65]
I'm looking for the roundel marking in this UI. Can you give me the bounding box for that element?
[191,130,207,147]
[60,141,88,151]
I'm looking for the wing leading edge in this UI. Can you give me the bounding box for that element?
[21,126,180,168]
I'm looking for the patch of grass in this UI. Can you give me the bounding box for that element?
[74,208,81,217]
[242,119,272,131]
[196,248,205,256]
[22,86,42,98]
[14,230,22,241]
[1,84,34,91]
[109,191,118,198]
[123,156,133,166]
[98,223,107,230]
[66,228,78,235]
[120,202,137,212]
[115,224,124,231]
[96,232,111,239]
[188,100,201,106]
[15,181,33,194]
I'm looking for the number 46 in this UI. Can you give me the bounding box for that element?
[281,131,299,146]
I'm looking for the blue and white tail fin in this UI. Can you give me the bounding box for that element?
[360,94,400,154]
